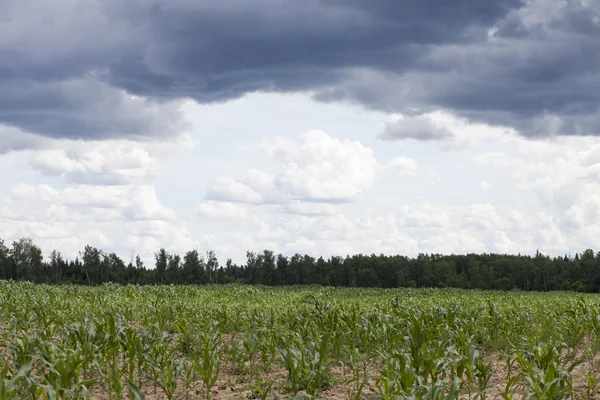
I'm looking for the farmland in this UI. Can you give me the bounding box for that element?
[1,282,600,399]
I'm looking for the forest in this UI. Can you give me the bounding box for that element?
[2,236,600,292]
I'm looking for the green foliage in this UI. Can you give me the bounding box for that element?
[279,331,333,396]
[7,235,600,292]
[196,323,222,400]
[0,283,598,398]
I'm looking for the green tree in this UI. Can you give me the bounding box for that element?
[183,250,205,284]
[49,250,64,281]
[167,253,181,283]
[11,238,43,282]
[81,245,103,286]
[103,252,127,283]
[0,239,9,279]
[155,248,169,283]
[206,250,219,283]
[315,257,327,285]
[259,250,276,285]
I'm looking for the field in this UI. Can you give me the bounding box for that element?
[1,283,600,399]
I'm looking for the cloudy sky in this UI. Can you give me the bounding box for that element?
[1,0,600,264]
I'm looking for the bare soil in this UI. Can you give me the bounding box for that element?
[90,350,600,400]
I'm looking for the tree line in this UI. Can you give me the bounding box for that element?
[2,237,600,291]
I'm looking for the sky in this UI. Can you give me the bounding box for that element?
[1,0,600,265]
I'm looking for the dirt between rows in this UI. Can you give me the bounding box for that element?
[90,349,600,400]
[4,331,599,399]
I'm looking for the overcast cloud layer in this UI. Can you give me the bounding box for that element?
[2,0,600,264]
[2,0,600,140]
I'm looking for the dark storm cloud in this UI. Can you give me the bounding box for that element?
[99,0,524,106]
[0,79,187,139]
[3,0,599,140]
[0,126,45,154]
[379,115,455,141]
[316,1,600,137]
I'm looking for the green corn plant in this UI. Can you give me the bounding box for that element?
[345,378,365,400]
[497,375,521,400]
[374,357,404,400]
[515,345,581,400]
[422,377,461,400]
[374,374,402,400]
[561,312,586,357]
[305,330,334,395]
[6,333,38,372]
[407,315,427,376]
[196,325,222,400]
[104,367,127,400]
[0,361,34,399]
[139,327,172,394]
[243,331,259,377]
[119,325,144,396]
[4,280,600,400]
[329,319,348,361]
[226,335,244,375]
[65,312,99,381]
[124,376,145,399]
[503,352,518,385]
[346,346,368,396]
[474,355,494,400]
[258,328,278,375]
[145,344,185,400]
[279,332,333,396]
[421,348,452,391]
[245,375,277,400]
[34,340,95,399]
[584,371,600,400]
[156,357,186,400]
[137,327,165,388]
[175,315,196,356]
[181,359,198,400]
[279,344,306,395]
[521,363,569,400]
[375,350,429,400]
[583,346,599,374]
[11,361,44,400]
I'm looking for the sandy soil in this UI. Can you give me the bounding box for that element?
[88,349,600,400]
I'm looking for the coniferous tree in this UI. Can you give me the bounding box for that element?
[0,239,9,280]
[4,235,600,292]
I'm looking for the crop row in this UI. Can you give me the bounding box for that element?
[1,282,600,399]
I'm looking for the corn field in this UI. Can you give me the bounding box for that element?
[1,282,600,399]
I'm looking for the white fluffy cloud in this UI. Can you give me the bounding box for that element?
[1,124,196,185]
[282,201,338,216]
[195,201,247,219]
[268,130,381,202]
[0,183,192,261]
[31,144,160,185]
[2,93,600,265]
[206,130,417,209]
[206,169,280,204]
[386,156,419,175]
